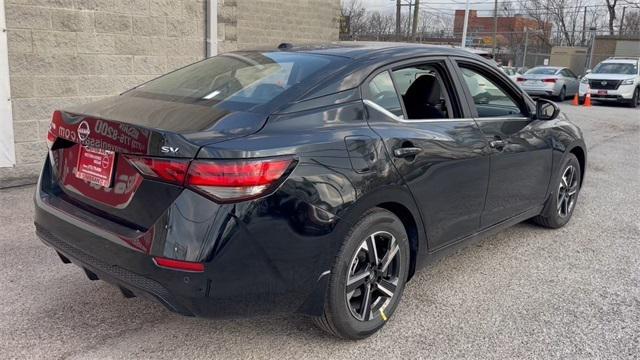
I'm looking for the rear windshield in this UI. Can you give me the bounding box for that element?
[126,52,338,112]
[592,62,638,75]
[525,68,558,75]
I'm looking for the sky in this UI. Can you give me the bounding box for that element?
[354,0,497,17]
[352,0,611,19]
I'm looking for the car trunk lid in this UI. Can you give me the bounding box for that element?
[47,96,267,232]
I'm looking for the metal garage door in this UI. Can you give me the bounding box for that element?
[615,40,640,58]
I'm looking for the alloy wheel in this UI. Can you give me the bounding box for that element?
[345,231,400,322]
[557,165,579,218]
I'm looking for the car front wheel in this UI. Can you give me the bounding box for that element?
[313,208,410,339]
[629,87,639,108]
[532,153,582,228]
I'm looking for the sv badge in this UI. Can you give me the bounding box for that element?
[161,146,179,154]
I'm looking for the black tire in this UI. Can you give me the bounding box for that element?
[313,208,410,340]
[532,153,581,229]
[556,86,566,102]
[629,88,639,108]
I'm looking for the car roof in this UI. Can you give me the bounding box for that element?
[530,66,563,70]
[261,41,484,60]
[602,58,639,64]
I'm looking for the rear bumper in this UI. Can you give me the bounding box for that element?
[34,157,338,318]
[521,84,558,96]
[35,224,197,316]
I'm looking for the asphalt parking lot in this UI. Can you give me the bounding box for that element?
[1,102,638,359]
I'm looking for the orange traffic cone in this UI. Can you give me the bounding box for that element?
[572,93,579,106]
[584,92,592,107]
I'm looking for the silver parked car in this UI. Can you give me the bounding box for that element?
[516,66,580,101]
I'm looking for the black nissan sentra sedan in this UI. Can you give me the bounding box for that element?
[35,42,586,339]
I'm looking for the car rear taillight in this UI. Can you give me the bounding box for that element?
[516,77,526,82]
[125,156,190,184]
[543,78,557,83]
[186,157,294,202]
[126,156,295,202]
[46,111,61,149]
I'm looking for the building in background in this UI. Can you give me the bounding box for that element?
[589,35,640,69]
[453,10,550,48]
[0,0,340,187]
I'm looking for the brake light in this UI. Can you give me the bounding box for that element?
[125,156,189,184]
[153,257,204,272]
[186,157,294,202]
[543,78,557,83]
[516,77,526,82]
[126,155,295,202]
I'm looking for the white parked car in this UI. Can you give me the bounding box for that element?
[516,66,580,101]
[579,57,640,107]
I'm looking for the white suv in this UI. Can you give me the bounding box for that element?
[579,57,640,107]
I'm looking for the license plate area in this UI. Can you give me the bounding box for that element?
[75,146,116,187]
[597,90,608,95]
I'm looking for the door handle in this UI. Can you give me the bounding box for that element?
[489,139,506,150]
[393,147,422,158]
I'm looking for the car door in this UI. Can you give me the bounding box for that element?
[363,58,491,250]
[453,59,553,228]
[561,68,579,95]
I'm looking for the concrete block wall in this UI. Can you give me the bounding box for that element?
[1,0,340,188]
[1,0,207,187]
[218,0,340,52]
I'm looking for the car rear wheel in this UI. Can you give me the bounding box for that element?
[556,86,566,102]
[313,208,410,339]
[532,153,581,228]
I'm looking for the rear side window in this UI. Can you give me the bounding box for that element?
[127,52,335,111]
[391,64,456,120]
[367,71,403,116]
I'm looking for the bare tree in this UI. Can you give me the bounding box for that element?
[368,11,394,40]
[341,0,367,40]
[520,0,593,46]
[621,0,640,9]
[606,0,619,35]
[621,9,640,33]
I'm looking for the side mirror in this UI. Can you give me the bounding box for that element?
[585,69,592,74]
[536,98,560,121]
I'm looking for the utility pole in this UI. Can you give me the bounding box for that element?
[406,1,412,37]
[522,27,529,68]
[587,27,597,70]
[581,7,587,46]
[396,0,402,40]
[461,0,471,48]
[412,0,420,41]
[619,7,626,35]
[492,0,498,56]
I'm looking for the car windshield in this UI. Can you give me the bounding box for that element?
[126,52,337,112]
[526,68,558,75]
[592,62,637,74]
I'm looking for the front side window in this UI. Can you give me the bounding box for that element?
[459,66,525,118]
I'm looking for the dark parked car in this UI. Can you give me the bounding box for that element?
[35,42,586,339]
